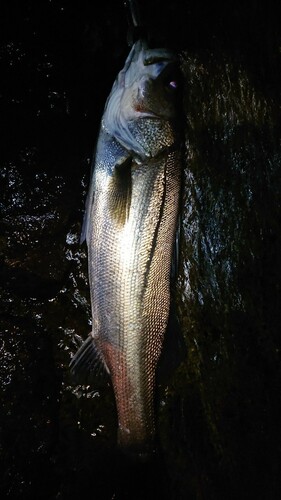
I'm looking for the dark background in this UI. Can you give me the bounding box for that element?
[1,1,281,499]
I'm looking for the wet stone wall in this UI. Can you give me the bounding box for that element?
[1,1,281,499]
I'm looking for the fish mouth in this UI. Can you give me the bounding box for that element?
[102,39,180,156]
[122,39,177,82]
[143,49,178,67]
[136,39,177,60]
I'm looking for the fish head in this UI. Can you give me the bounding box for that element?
[102,40,182,157]
[124,41,180,120]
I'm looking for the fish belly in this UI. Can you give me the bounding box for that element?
[88,150,181,453]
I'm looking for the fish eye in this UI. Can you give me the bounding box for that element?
[160,65,180,92]
[168,80,177,90]
[163,77,178,92]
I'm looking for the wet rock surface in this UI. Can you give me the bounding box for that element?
[1,1,281,499]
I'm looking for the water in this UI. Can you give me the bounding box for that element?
[1,1,281,499]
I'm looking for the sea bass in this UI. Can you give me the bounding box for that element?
[70,40,182,457]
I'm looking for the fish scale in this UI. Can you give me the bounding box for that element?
[70,40,182,458]
[116,160,166,446]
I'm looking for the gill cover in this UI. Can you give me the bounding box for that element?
[102,40,179,157]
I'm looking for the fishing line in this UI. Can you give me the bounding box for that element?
[123,0,147,46]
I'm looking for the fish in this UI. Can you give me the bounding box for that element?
[70,39,182,458]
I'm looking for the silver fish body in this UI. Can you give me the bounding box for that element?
[71,40,182,456]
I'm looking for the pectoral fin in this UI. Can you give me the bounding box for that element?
[107,157,132,227]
